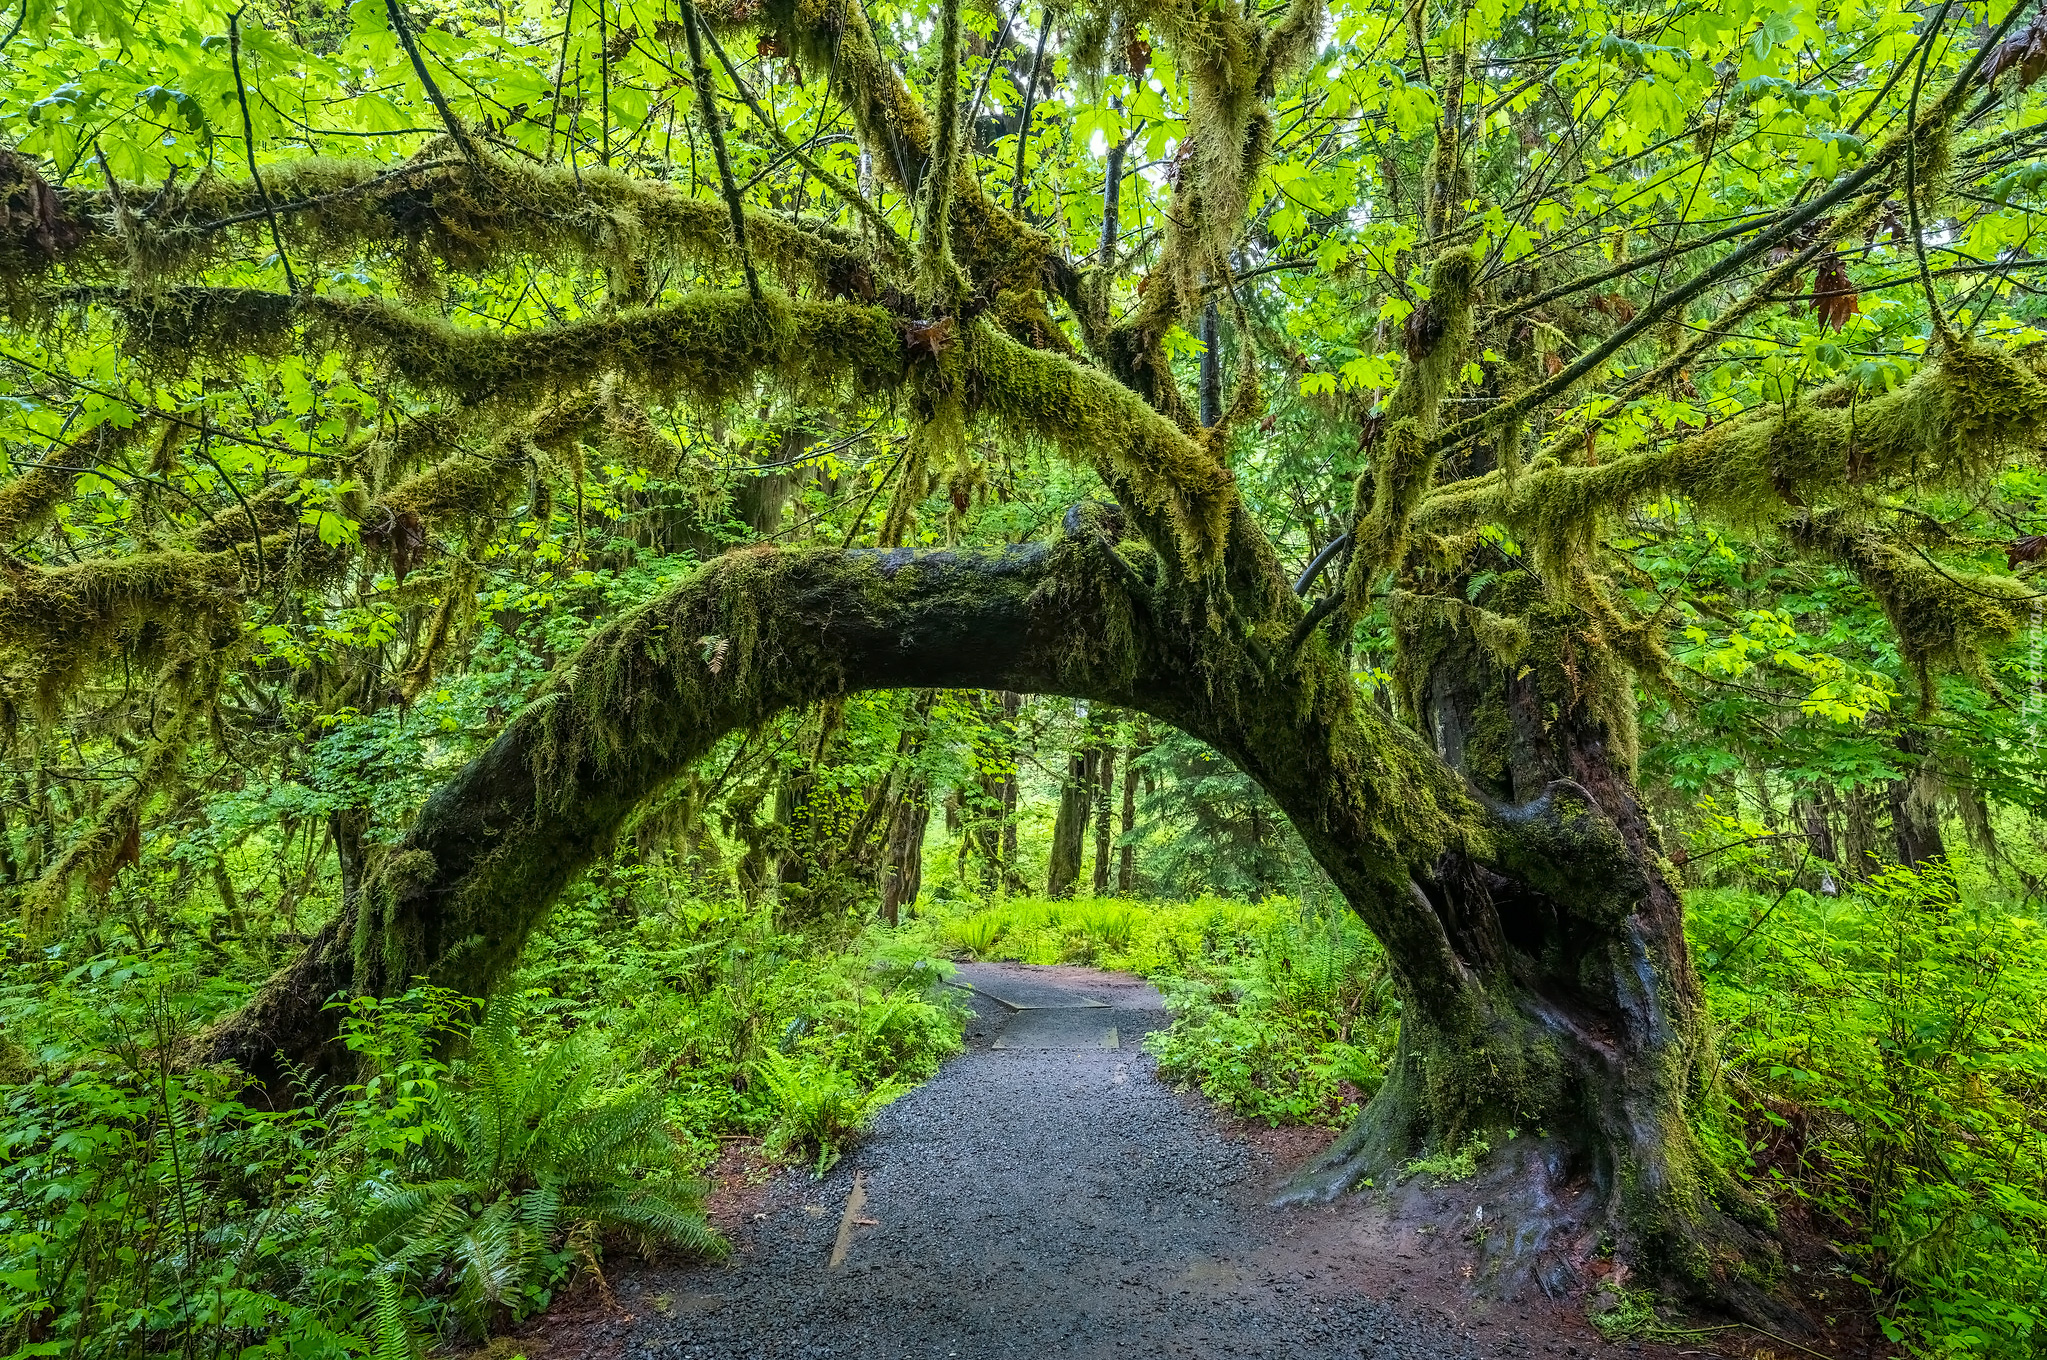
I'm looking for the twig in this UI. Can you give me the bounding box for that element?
[1293,531,1350,596]
[1705,842,1813,976]
[964,1,1018,135]
[698,23,905,258]
[228,9,301,295]
[545,0,574,162]
[1285,592,1344,655]
[1012,8,1052,216]
[385,0,482,164]
[679,0,762,300]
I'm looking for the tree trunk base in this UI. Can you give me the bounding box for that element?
[1277,1084,1809,1333]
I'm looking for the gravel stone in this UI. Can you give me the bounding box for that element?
[635,969,1494,1360]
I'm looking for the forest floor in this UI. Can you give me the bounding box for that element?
[503,963,1883,1360]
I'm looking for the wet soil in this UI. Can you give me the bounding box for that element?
[510,963,1888,1360]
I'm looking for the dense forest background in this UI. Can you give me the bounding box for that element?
[2,0,2046,1353]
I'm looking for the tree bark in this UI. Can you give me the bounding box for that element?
[1888,730,1947,868]
[877,692,936,924]
[879,786,928,925]
[1091,742,1117,895]
[1116,737,1140,894]
[1046,743,1091,899]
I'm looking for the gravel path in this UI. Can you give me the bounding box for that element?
[603,963,1607,1360]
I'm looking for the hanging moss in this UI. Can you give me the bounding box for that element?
[1342,248,1480,606]
[709,0,1056,306]
[106,286,907,411]
[1788,509,2030,691]
[20,152,882,300]
[21,662,214,926]
[0,549,245,715]
[1385,588,1532,728]
[0,422,139,544]
[1418,342,2047,584]
[963,318,1236,567]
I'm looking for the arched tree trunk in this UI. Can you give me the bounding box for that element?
[201,518,1781,1314]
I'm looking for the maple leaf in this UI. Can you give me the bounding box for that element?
[0,150,81,259]
[1592,292,1637,323]
[1984,16,2047,91]
[1402,299,1443,357]
[2008,535,2047,567]
[1124,35,1152,80]
[1809,250,1860,331]
[903,317,954,358]
[363,508,429,583]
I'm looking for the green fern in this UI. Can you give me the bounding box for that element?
[366,994,725,1337]
[372,1276,419,1360]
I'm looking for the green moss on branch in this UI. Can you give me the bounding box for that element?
[17,153,881,298]
[1417,343,2047,584]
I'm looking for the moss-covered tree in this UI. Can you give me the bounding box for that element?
[5,0,2047,1322]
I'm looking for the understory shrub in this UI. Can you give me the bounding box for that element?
[923,894,1395,1125]
[0,970,720,1360]
[1697,864,2047,1358]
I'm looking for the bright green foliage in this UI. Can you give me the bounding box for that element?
[920,893,1393,1126]
[5,0,2047,1347]
[1697,865,2047,1357]
[1405,1133,1491,1184]
[352,994,723,1337]
[507,873,964,1168]
[0,970,719,1360]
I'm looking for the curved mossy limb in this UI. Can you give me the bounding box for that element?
[98,289,1242,569]
[199,526,1491,1076]
[1415,342,2047,581]
[7,152,886,300]
[197,516,1793,1321]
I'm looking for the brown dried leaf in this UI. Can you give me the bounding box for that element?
[1592,292,1637,323]
[757,33,787,58]
[1402,300,1443,357]
[1810,251,1860,332]
[903,316,954,358]
[0,150,81,259]
[2008,535,2047,567]
[91,818,143,895]
[1984,17,2047,91]
[1124,35,1152,80]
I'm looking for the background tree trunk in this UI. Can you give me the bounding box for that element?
[1047,745,1091,898]
[1116,736,1141,893]
[879,787,928,925]
[1889,730,1947,868]
[1091,742,1117,895]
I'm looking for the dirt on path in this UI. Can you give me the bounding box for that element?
[513,963,1872,1360]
